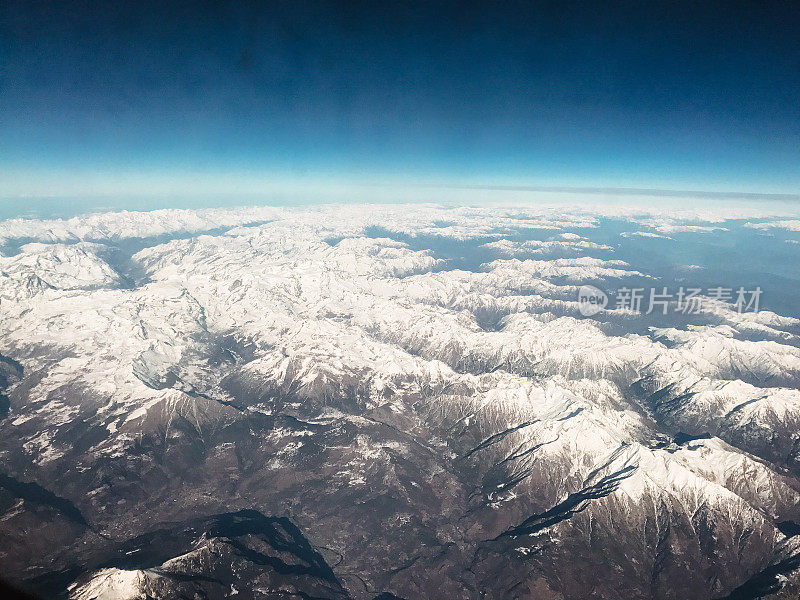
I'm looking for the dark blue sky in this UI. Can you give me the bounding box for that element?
[1,0,798,197]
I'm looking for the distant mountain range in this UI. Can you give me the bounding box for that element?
[2,202,800,599]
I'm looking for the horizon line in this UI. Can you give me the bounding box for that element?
[1,180,799,204]
[407,183,800,201]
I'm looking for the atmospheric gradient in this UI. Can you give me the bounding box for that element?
[1,1,799,202]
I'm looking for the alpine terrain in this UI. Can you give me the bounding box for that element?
[2,201,800,600]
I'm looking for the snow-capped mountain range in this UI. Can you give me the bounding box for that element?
[2,201,800,600]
